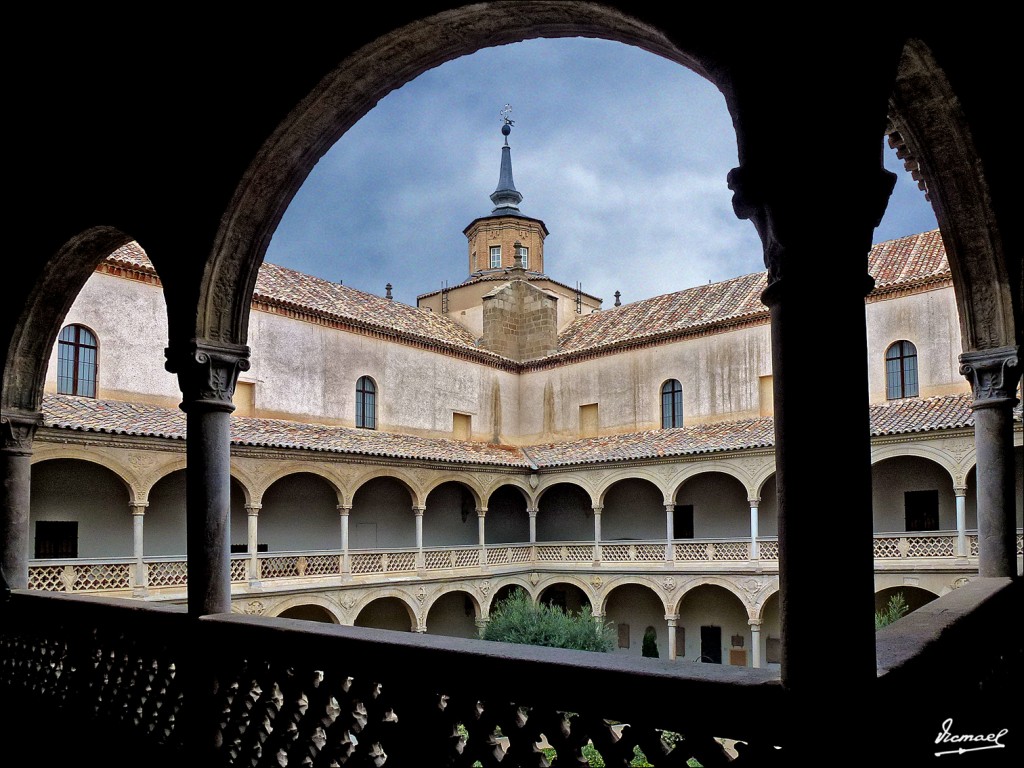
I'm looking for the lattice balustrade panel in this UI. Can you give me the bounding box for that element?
[230,559,248,582]
[385,551,417,572]
[147,561,188,587]
[487,547,511,565]
[710,542,749,561]
[601,544,632,562]
[28,565,68,592]
[507,545,533,564]
[535,545,564,562]
[970,535,979,556]
[873,537,902,558]
[565,545,594,562]
[634,544,666,561]
[452,549,480,568]
[905,535,955,557]
[674,542,709,561]
[351,553,385,574]
[260,556,300,579]
[758,540,779,559]
[74,563,132,591]
[424,550,454,570]
[1017,534,1022,555]
[302,554,339,577]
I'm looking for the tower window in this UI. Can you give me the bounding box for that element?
[57,324,98,397]
[489,246,501,268]
[356,376,377,429]
[885,340,919,399]
[517,245,529,269]
[661,379,683,428]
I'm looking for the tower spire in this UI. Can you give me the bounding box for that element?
[490,105,523,215]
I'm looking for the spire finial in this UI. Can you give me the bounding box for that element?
[500,104,514,145]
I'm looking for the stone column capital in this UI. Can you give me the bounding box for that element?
[749,498,761,508]
[129,501,149,515]
[953,486,968,498]
[164,339,250,413]
[591,505,604,515]
[748,619,763,630]
[245,503,262,514]
[727,163,894,294]
[527,507,538,516]
[959,345,1021,409]
[1,409,42,456]
[412,505,426,516]
[476,508,487,518]
[337,504,352,516]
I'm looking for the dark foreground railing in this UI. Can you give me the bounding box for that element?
[2,579,1020,766]
[1,590,785,766]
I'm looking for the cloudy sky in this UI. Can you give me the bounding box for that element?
[266,37,937,308]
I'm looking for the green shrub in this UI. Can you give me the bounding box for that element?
[874,592,909,630]
[482,588,615,652]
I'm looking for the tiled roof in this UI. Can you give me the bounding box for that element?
[104,230,950,366]
[40,395,531,468]
[42,391,992,469]
[550,230,949,358]
[417,271,602,302]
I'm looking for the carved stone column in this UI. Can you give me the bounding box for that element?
[165,339,249,616]
[953,486,968,558]
[338,504,351,574]
[1,409,42,590]
[527,507,538,544]
[130,501,148,594]
[728,154,895,699]
[749,498,760,560]
[959,345,1021,577]
[245,503,261,586]
[666,616,678,661]
[664,503,675,564]
[592,504,603,564]
[749,620,762,669]
[413,505,425,569]
[476,508,487,566]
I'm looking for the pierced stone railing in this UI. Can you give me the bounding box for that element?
[27,530,1015,597]
[0,590,787,766]
[873,531,958,559]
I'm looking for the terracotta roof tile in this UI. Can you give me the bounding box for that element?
[42,391,992,469]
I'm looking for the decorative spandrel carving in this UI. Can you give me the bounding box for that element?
[164,339,250,411]
[0,409,42,456]
[959,346,1022,407]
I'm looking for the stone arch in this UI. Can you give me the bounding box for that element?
[675,581,755,666]
[350,474,418,550]
[253,463,344,506]
[674,469,752,539]
[870,443,959,482]
[595,468,667,506]
[887,38,1018,353]
[599,476,665,542]
[195,4,712,350]
[597,576,670,616]
[423,475,485,509]
[267,594,343,624]
[424,587,482,639]
[484,483,531,544]
[532,574,598,613]
[751,586,780,624]
[3,226,134,413]
[350,590,420,631]
[671,576,751,616]
[349,468,422,508]
[874,584,940,615]
[535,476,598,508]
[484,479,534,509]
[30,451,141,504]
[260,471,341,552]
[486,576,537,615]
[423,479,482,548]
[602,580,670,658]
[671,462,756,500]
[871,453,959,533]
[535,481,596,542]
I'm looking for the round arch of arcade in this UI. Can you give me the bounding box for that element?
[261,592,345,624]
[346,586,423,630]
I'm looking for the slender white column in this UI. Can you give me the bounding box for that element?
[338,505,351,573]
[954,487,968,557]
[130,502,148,593]
[413,505,425,569]
[664,504,675,563]
[750,620,762,668]
[592,505,603,563]
[477,508,487,566]
[245,503,261,584]
[666,616,678,661]
[749,498,760,560]
[527,508,538,544]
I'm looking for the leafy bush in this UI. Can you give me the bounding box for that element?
[874,592,909,629]
[482,588,615,652]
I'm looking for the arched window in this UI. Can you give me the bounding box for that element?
[57,324,98,397]
[885,341,919,399]
[661,379,683,428]
[356,376,377,429]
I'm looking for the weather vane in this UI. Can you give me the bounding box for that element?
[500,104,514,143]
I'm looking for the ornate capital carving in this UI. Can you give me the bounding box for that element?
[1,409,42,456]
[959,345,1021,408]
[727,163,894,292]
[165,339,250,412]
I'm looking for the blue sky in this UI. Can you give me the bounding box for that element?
[266,37,937,308]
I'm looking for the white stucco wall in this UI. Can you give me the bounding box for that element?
[423,483,478,546]
[871,456,957,532]
[536,484,593,541]
[676,585,751,666]
[45,272,180,405]
[602,479,665,540]
[350,477,416,549]
[675,472,750,538]
[260,474,339,551]
[865,285,967,403]
[604,584,668,659]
